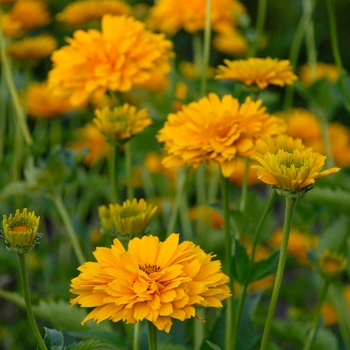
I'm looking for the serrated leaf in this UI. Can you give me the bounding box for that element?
[67,339,121,350]
[250,250,279,282]
[43,328,64,347]
[231,240,251,284]
[206,340,222,350]
[68,331,127,349]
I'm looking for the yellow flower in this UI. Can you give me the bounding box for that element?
[68,123,113,167]
[27,81,73,119]
[48,14,174,107]
[212,29,248,57]
[9,0,51,30]
[229,157,262,186]
[70,233,231,332]
[299,62,340,86]
[157,93,286,177]
[99,198,157,236]
[1,209,41,254]
[6,35,57,61]
[56,0,132,26]
[329,122,350,168]
[147,0,246,35]
[178,61,215,80]
[1,13,24,38]
[188,205,224,229]
[319,249,348,280]
[215,57,298,90]
[252,148,340,195]
[93,104,152,145]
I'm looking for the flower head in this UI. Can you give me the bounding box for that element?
[252,148,340,196]
[157,93,286,177]
[93,104,152,145]
[299,62,340,86]
[70,233,231,332]
[1,13,24,38]
[99,198,157,237]
[319,249,348,281]
[147,0,246,35]
[6,35,57,62]
[215,57,298,90]
[48,14,174,107]
[212,29,248,57]
[56,0,132,27]
[1,209,42,254]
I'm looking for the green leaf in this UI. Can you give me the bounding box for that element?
[67,339,121,350]
[43,328,65,348]
[205,340,222,350]
[158,343,188,350]
[68,331,127,349]
[250,250,279,282]
[231,240,251,284]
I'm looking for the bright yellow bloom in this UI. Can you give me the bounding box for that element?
[27,82,73,119]
[93,104,152,145]
[212,29,248,57]
[48,14,174,107]
[6,35,57,61]
[56,0,132,26]
[70,233,231,332]
[252,148,340,193]
[98,198,157,236]
[147,0,246,35]
[319,249,348,280]
[299,62,340,86]
[68,123,113,167]
[9,0,51,30]
[157,93,286,177]
[1,209,41,254]
[215,57,298,90]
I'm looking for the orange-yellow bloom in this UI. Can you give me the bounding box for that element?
[252,148,340,192]
[212,29,248,57]
[70,233,231,332]
[299,62,340,86]
[215,57,298,89]
[1,13,24,38]
[157,93,286,177]
[56,0,132,26]
[48,14,174,107]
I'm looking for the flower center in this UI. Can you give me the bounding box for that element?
[12,225,30,233]
[139,264,161,275]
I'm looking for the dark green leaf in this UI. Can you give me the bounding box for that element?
[42,328,65,348]
[205,340,222,350]
[231,240,251,284]
[67,339,120,350]
[250,250,279,282]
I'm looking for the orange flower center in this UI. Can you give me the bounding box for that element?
[139,264,161,275]
[12,225,30,233]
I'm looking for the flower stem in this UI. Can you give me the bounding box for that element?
[53,193,86,265]
[259,195,298,350]
[133,322,140,350]
[125,141,134,200]
[17,254,48,350]
[111,145,121,203]
[239,158,250,213]
[147,321,157,350]
[303,280,329,350]
[249,0,268,57]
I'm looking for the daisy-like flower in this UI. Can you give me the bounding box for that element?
[319,249,348,281]
[93,104,152,145]
[56,0,132,27]
[1,209,42,254]
[299,62,340,86]
[147,0,246,35]
[99,198,157,237]
[252,148,340,197]
[70,233,231,332]
[6,35,57,61]
[157,93,286,177]
[27,81,73,119]
[48,14,174,107]
[9,0,51,30]
[215,57,298,90]
[68,123,113,167]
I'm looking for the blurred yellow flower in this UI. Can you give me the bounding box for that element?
[48,14,174,107]
[229,157,262,186]
[68,123,113,167]
[178,61,215,80]
[252,148,340,193]
[299,62,340,86]
[188,204,224,229]
[212,29,248,57]
[215,57,298,90]
[319,249,348,280]
[157,93,286,177]
[56,0,132,26]
[328,122,350,168]
[6,35,57,61]
[9,0,51,30]
[93,104,152,145]
[147,0,246,35]
[1,13,24,38]
[27,82,73,119]
[70,233,231,332]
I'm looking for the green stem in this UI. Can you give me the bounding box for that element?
[249,0,268,57]
[111,145,121,203]
[303,281,330,350]
[147,321,157,350]
[125,141,134,200]
[133,322,140,350]
[239,158,250,213]
[53,193,86,265]
[0,8,33,147]
[320,115,335,168]
[17,254,48,350]
[260,195,298,350]
[195,164,206,234]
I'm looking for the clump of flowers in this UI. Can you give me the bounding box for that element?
[70,233,231,332]
[215,57,298,90]
[93,104,152,145]
[157,93,286,177]
[1,209,42,254]
[48,14,174,107]
[98,198,157,237]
